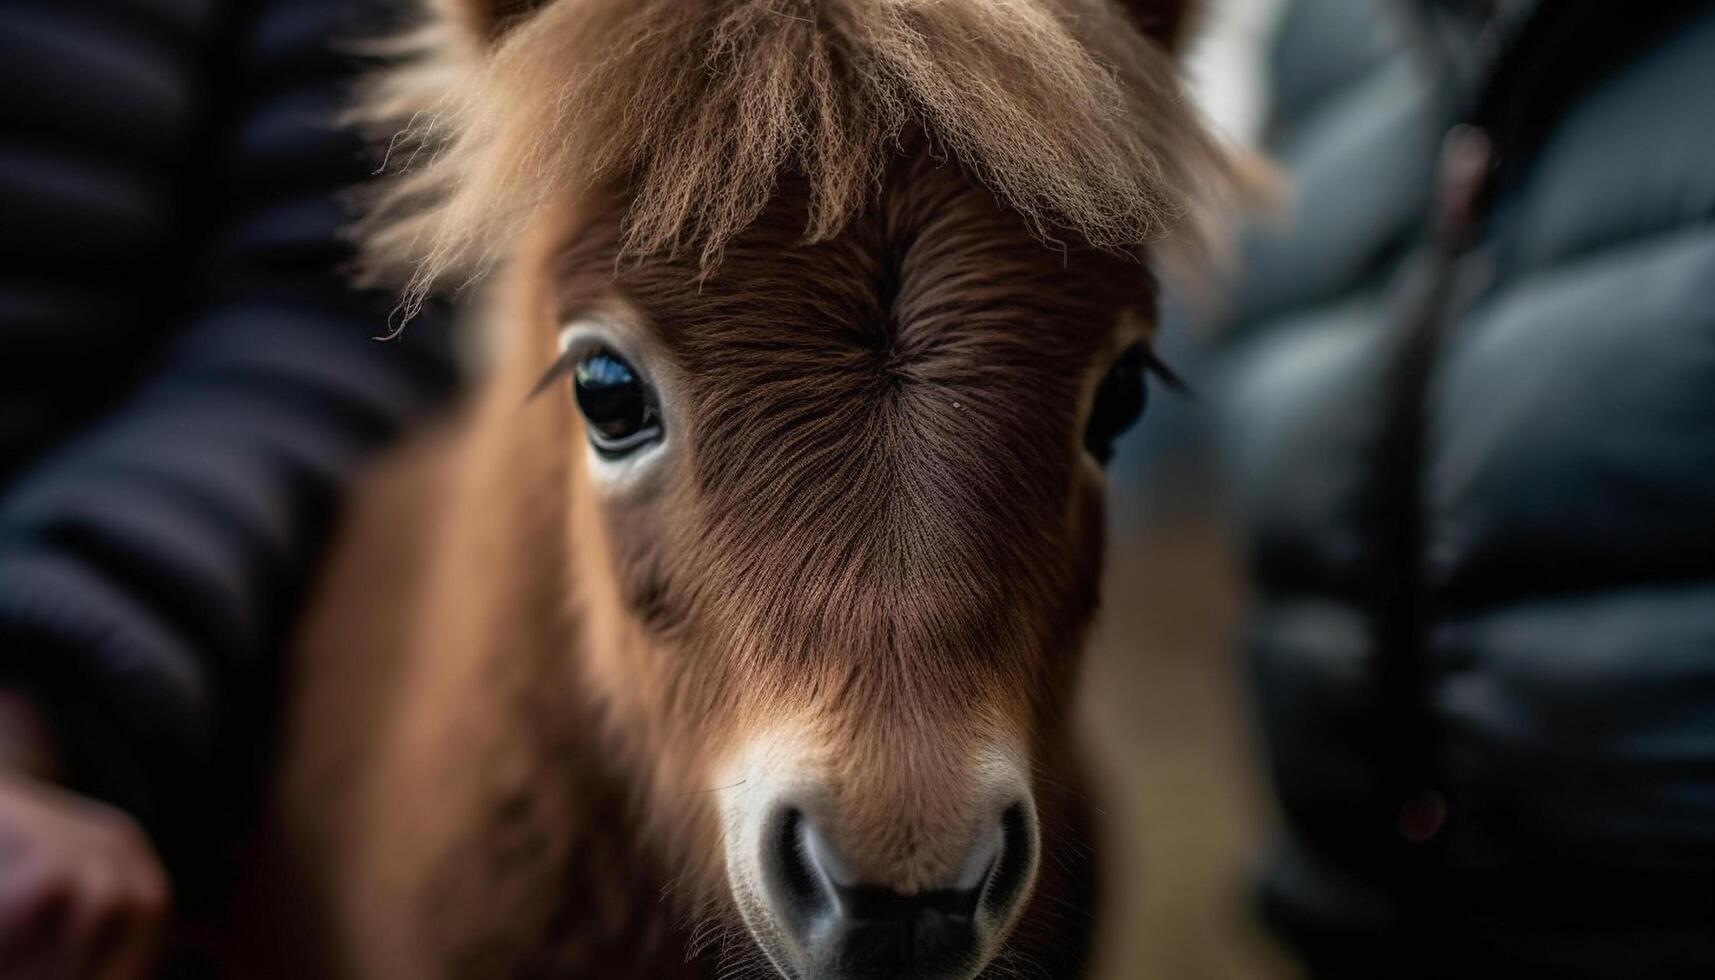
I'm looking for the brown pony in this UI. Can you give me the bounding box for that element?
[235,1,1228,978]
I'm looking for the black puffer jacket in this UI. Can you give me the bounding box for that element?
[1212,1,1715,975]
[0,0,455,882]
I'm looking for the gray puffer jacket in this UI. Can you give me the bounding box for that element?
[1211,1,1715,975]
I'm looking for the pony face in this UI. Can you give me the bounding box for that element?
[537,160,1153,977]
[354,1,1225,976]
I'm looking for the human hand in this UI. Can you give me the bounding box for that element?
[0,692,170,980]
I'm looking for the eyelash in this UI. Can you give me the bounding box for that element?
[528,348,583,402]
[1140,347,1190,395]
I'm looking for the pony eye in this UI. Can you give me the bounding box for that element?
[1084,344,1149,465]
[573,348,662,457]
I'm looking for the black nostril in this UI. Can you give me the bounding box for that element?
[777,810,820,903]
[763,808,832,929]
[979,804,1034,921]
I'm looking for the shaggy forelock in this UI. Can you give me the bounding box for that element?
[353,0,1226,318]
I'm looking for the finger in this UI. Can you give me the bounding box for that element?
[79,810,170,980]
[98,855,170,980]
[0,858,74,976]
[66,857,131,980]
[98,815,171,926]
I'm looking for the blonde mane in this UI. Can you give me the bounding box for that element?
[352,0,1227,315]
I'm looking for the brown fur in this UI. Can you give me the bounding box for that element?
[351,0,1226,318]
[228,1,1226,977]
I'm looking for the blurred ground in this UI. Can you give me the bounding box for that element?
[1080,512,1301,980]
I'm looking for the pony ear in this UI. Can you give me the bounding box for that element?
[1111,0,1200,53]
[435,0,557,45]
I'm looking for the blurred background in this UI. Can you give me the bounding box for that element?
[4,0,1714,977]
[1082,3,1332,974]
[1088,0,1715,976]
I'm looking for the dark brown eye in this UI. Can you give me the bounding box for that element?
[1085,344,1148,465]
[573,348,662,456]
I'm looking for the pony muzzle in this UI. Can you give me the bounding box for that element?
[718,743,1039,980]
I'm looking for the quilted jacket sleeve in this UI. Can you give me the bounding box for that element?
[0,0,457,859]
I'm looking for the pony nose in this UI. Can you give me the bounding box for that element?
[760,806,1035,980]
